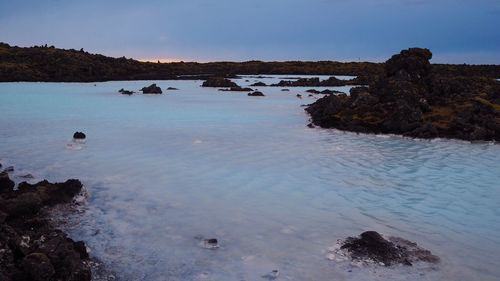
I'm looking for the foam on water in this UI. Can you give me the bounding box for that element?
[1,78,499,281]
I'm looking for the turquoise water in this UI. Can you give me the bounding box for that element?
[0,77,499,281]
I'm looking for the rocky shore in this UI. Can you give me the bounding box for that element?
[0,170,91,281]
[306,48,500,141]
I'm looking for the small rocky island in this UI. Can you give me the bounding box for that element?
[306,48,500,141]
[0,171,91,281]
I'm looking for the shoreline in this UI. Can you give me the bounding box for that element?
[0,167,92,281]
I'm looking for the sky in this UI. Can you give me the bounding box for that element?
[1,0,499,64]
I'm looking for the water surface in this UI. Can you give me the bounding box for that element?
[0,78,499,281]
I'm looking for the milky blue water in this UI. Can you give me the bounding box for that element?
[0,77,499,281]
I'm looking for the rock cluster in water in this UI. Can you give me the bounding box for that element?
[329,231,439,267]
[248,91,265,96]
[141,83,162,94]
[0,171,91,281]
[306,48,500,141]
[201,77,238,88]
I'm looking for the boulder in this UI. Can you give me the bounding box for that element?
[73,132,86,139]
[141,83,162,94]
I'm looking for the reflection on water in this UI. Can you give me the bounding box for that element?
[0,77,499,281]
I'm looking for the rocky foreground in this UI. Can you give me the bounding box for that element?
[306,48,500,141]
[0,171,91,281]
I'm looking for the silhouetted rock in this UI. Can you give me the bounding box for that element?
[118,88,134,95]
[0,171,15,193]
[296,94,302,98]
[141,83,162,94]
[248,91,265,96]
[306,48,500,141]
[281,89,290,92]
[166,87,179,90]
[250,81,267,86]
[219,86,253,92]
[306,89,320,94]
[73,132,86,139]
[202,77,238,88]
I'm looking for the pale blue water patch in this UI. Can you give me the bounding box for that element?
[0,80,499,281]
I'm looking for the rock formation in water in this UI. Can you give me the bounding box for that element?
[329,231,439,266]
[248,91,265,96]
[306,48,500,141]
[202,77,238,88]
[0,172,91,281]
[141,83,163,94]
[73,132,86,139]
[119,88,134,95]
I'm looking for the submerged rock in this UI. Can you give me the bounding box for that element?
[141,83,163,94]
[296,94,302,98]
[202,238,219,249]
[261,269,279,280]
[330,231,439,267]
[166,87,179,90]
[73,131,86,139]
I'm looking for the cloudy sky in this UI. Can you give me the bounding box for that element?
[1,0,499,63]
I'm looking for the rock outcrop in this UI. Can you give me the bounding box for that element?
[306,48,500,141]
[202,77,238,88]
[328,231,439,267]
[0,173,91,281]
[141,83,162,94]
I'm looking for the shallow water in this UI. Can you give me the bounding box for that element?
[0,78,499,281]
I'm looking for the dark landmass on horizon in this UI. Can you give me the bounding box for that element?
[1,42,499,82]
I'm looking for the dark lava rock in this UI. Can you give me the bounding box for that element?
[73,132,86,139]
[306,47,500,141]
[248,91,265,96]
[296,94,302,98]
[272,76,357,87]
[166,87,179,90]
[281,89,290,92]
[141,83,162,94]
[307,123,315,128]
[219,86,253,92]
[202,77,238,88]
[306,89,320,94]
[0,171,15,193]
[251,81,267,86]
[340,231,439,266]
[0,172,91,281]
[118,88,134,95]
[22,253,55,281]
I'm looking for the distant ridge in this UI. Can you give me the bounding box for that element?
[0,42,498,82]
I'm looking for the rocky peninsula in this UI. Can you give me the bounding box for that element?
[0,170,91,281]
[306,48,500,141]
